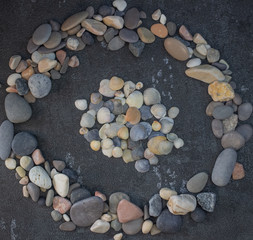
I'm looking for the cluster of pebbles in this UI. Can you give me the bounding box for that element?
[0,0,252,238]
[76,76,183,173]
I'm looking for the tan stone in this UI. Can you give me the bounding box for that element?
[81,19,107,36]
[179,25,193,41]
[21,66,34,80]
[193,33,207,44]
[32,149,45,165]
[142,220,153,234]
[150,224,161,235]
[137,27,155,44]
[61,11,89,31]
[9,55,21,70]
[103,16,124,29]
[164,38,189,61]
[125,107,141,125]
[150,23,168,38]
[122,149,134,163]
[159,188,177,200]
[24,91,36,103]
[208,81,235,102]
[56,50,66,65]
[38,58,57,73]
[185,64,225,83]
[232,162,245,180]
[109,76,124,90]
[67,24,81,35]
[68,56,79,68]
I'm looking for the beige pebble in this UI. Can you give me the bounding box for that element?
[193,33,207,44]
[63,214,70,222]
[23,186,29,198]
[159,187,177,200]
[168,194,196,215]
[150,224,161,235]
[19,176,29,185]
[113,233,123,240]
[136,82,143,90]
[21,66,34,80]
[9,55,22,70]
[90,140,101,151]
[38,58,57,73]
[196,44,207,56]
[16,166,26,178]
[112,147,123,158]
[152,9,161,21]
[142,220,153,234]
[68,56,80,68]
[7,73,21,86]
[101,214,112,222]
[76,27,86,37]
[5,158,16,170]
[109,76,124,91]
[152,121,161,131]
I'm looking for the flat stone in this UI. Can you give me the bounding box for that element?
[86,6,94,18]
[124,8,140,29]
[156,210,182,233]
[103,16,124,29]
[51,210,62,222]
[185,64,225,83]
[27,182,40,202]
[81,31,94,45]
[28,74,52,98]
[52,160,66,171]
[212,105,234,120]
[211,148,237,186]
[67,24,81,35]
[53,173,69,197]
[109,192,130,214]
[152,9,161,21]
[29,166,52,189]
[38,58,57,73]
[104,28,117,43]
[9,55,21,70]
[206,101,224,116]
[179,25,193,41]
[211,119,224,138]
[20,156,34,171]
[21,66,35,81]
[208,81,235,102]
[53,196,72,214]
[12,132,37,155]
[90,220,110,233]
[119,28,138,43]
[70,196,104,227]
[197,192,216,212]
[32,23,52,45]
[186,58,201,68]
[129,41,145,57]
[5,158,16,170]
[137,27,155,44]
[232,162,245,180]
[31,51,55,64]
[117,199,143,223]
[50,70,61,80]
[0,120,14,160]
[113,0,127,11]
[98,5,113,17]
[68,56,79,68]
[186,172,208,193]
[61,11,89,31]
[27,38,40,54]
[151,23,168,38]
[221,131,245,150]
[108,36,125,51]
[193,33,207,44]
[149,194,162,217]
[44,31,62,49]
[70,188,91,204]
[207,48,220,63]
[166,21,177,36]
[59,222,76,232]
[164,37,189,61]
[15,60,28,73]
[238,103,252,121]
[122,218,143,235]
[236,124,253,142]
[37,42,66,54]
[81,19,107,36]
[46,189,54,207]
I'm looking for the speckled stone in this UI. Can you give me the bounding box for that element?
[28,74,52,98]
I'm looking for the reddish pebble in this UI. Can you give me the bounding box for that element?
[56,50,67,65]
[6,87,18,93]
[117,199,143,223]
[32,149,45,165]
[150,23,168,38]
[179,25,193,41]
[53,196,72,214]
[68,56,80,68]
[95,191,107,201]
[232,162,245,180]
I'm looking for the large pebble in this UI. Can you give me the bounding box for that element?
[32,24,52,45]
[28,74,52,98]
[109,192,130,214]
[90,219,110,233]
[70,196,104,227]
[130,124,148,141]
[122,218,143,235]
[108,36,125,51]
[103,16,124,29]
[124,8,140,30]
[238,103,252,121]
[156,210,182,233]
[168,194,196,215]
[81,19,107,36]
[44,31,62,49]
[211,119,224,138]
[221,131,245,150]
[149,194,162,217]
[143,88,161,105]
[61,11,89,31]
[151,24,168,38]
[212,105,233,120]
[0,120,14,160]
[236,124,253,142]
[12,132,37,155]
[70,188,91,204]
[135,159,150,173]
[5,93,32,123]
[197,192,216,212]
[59,222,76,232]
[211,148,237,186]
[29,166,52,189]
[119,28,139,43]
[186,172,208,193]
[97,107,111,124]
[53,173,69,197]
[164,38,189,61]
[80,113,95,128]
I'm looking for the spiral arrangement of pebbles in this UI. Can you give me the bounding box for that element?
[0,0,252,238]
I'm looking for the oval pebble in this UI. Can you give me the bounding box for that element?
[212,105,233,120]
[236,124,253,142]
[186,172,208,193]
[221,131,245,150]
[32,24,52,45]
[135,159,150,173]
[186,58,201,68]
[211,119,224,138]
[238,103,252,121]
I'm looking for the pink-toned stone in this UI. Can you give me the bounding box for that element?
[53,196,72,214]
[56,50,67,65]
[117,199,143,223]
[32,149,45,165]
[179,25,193,41]
[68,56,80,68]
[6,87,18,93]
[95,191,107,201]
[232,163,245,180]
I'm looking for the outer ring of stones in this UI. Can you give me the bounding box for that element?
[1,1,252,238]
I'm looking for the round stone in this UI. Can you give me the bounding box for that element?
[211,119,224,138]
[190,207,206,222]
[51,210,62,222]
[28,74,52,98]
[70,188,91,204]
[212,105,234,120]
[5,158,16,170]
[221,131,245,150]
[32,24,52,45]
[108,36,125,51]
[137,27,155,44]
[109,192,130,214]
[20,156,34,171]
[164,38,189,61]
[236,124,253,142]
[5,93,32,123]
[122,218,143,235]
[135,159,150,173]
[124,8,140,29]
[12,132,37,156]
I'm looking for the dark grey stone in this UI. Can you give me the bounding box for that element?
[197,192,216,212]
[129,40,145,57]
[119,28,139,43]
[211,119,224,138]
[122,218,143,235]
[60,56,69,74]
[59,222,76,231]
[135,159,150,173]
[84,129,100,142]
[27,182,40,202]
[52,160,66,172]
[70,188,91,204]
[130,124,148,141]
[236,124,253,142]
[109,192,130,214]
[15,78,29,95]
[212,62,227,71]
[132,145,144,160]
[37,197,46,206]
[166,21,177,36]
[0,120,14,160]
[11,132,38,156]
[124,7,140,29]
[62,168,78,183]
[51,210,62,222]
[112,137,121,147]
[98,5,112,17]
[86,6,95,18]
[149,194,162,217]
[212,105,234,120]
[27,38,39,54]
[50,70,61,80]
[37,42,66,54]
[89,101,104,113]
[49,20,60,31]
[81,31,94,46]
[139,105,152,120]
[238,103,252,121]
[32,23,52,45]
[111,219,122,231]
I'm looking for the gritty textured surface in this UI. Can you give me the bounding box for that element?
[0,0,253,239]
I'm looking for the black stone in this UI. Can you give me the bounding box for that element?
[16,78,29,95]
[129,41,145,57]
[81,32,94,46]
[98,5,113,17]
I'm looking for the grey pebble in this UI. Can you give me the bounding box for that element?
[166,21,177,36]
[37,42,66,54]
[0,120,14,160]
[59,222,76,231]
[221,131,245,150]
[51,210,62,222]
[236,124,253,142]
[109,192,130,214]
[49,20,60,31]
[50,70,61,80]
[16,78,29,95]
[52,160,66,172]
[84,129,100,142]
[211,119,224,138]
[130,124,148,141]
[27,38,39,54]
[60,56,69,74]
[108,36,125,51]
[135,159,150,173]
[238,103,252,121]
[98,5,113,17]
[212,105,233,120]
[28,74,52,98]
[104,28,117,43]
[86,6,95,18]
[139,105,152,120]
[27,182,40,202]
[122,218,143,235]
[70,188,91,204]
[149,194,162,217]
[46,189,54,207]
[32,23,52,45]
[129,40,145,57]
[206,101,223,116]
[119,28,139,43]
[191,207,206,222]
[197,192,216,212]
[131,145,144,160]
[81,31,94,45]
[111,219,122,231]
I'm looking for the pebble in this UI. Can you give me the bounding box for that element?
[168,194,196,215]
[149,194,162,217]
[98,5,113,17]
[81,31,94,45]
[38,58,57,73]
[179,25,193,41]
[208,81,235,102]
[32,52,55,65]
[232,162,245,180]
[108,36,125,51]
[109,192,130,214]
[20,156,34,171]
[164,38,189,61]
[67,25,81,35]
[75,99,88,111]
[90,219,110,233]
[28,74,51,98]
[119,28,138,43]
[212,105,234,120]
[61,11,89,31]
[111,219,122,231]
[68,56,79,67]
[113,233,123,240]
[126,91,143,109]
[142,220,153,234]
[27,38,39,54]
[50,70,61,80]
[7,73,21,86]
[197,192,216,212]
[128,41,145,58]
[196,44,207,56]
[63,214,70,222]
[29,166,52,189]
[50,20,60,31]
[151,23,168,38]
[190,207,206,222]
[236,124,253,142]
[160,14,166,25]
[156,210,182,233]
[211,148,237,186]
[109,76,124,91]
[68,183,80,198]
[185,65,225,83]
[186,58,201,68]
[46,189,54,207]
[103,16,124,29]
[207,48,220,63]
[70,196,104,227]
[53,196,72,214]
[223,114,238,133]
[186,172,208,193]
[66,37,79,50]
[62,168,78,183]
[125,107,141,125]
[104,28,117,43]
[81,19,107,36]
[139,106,152,121]
[44,31,61,49]
[221,131,245,150]
[51,210,62,222]
[5,158,16,170]
[124,8,140,29]
[53,173,69,197]
[117,199,143,223]
[60,56,69,74]
[22,66,35,81]
[159,188,177,200]
[0,120,14,160]
[56,50,66,65]
[16,166,26,178]
[37,42,66,54]
[52,160,66,172]
[59,222,76,231]
[99,79,116,97]
[32,23,52,45]
[137,27,155,44]
[31,149,45,165]
[122,218,143,235]
[134,159,149,173]
[166,21,176,36]
[27,182,40,202]
[211,119,224,138]
[9,55,22,70]
[143,88,161,105]
[206,101,223,116]
[152,9,161,21]
[233,93,242,105]
[113,0,127,11]
[23,186,29,198]
[70,188,91,203]
[84,129,100,142]
[238,103,252,121]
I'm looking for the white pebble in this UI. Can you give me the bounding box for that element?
[168,107,179,119]
[75,99,87,111]
[114,233,123,240]
[152,9,161,21]
[113,0,127,11]
[63,214,70,222]
[5,158,17,170]
[7,73,21,86]
[160,14,167,25]
[187,47,193,58]
[186,58,201,68]
[136,82,143,90]
[174,138,184,149]
[67,37,79,50]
